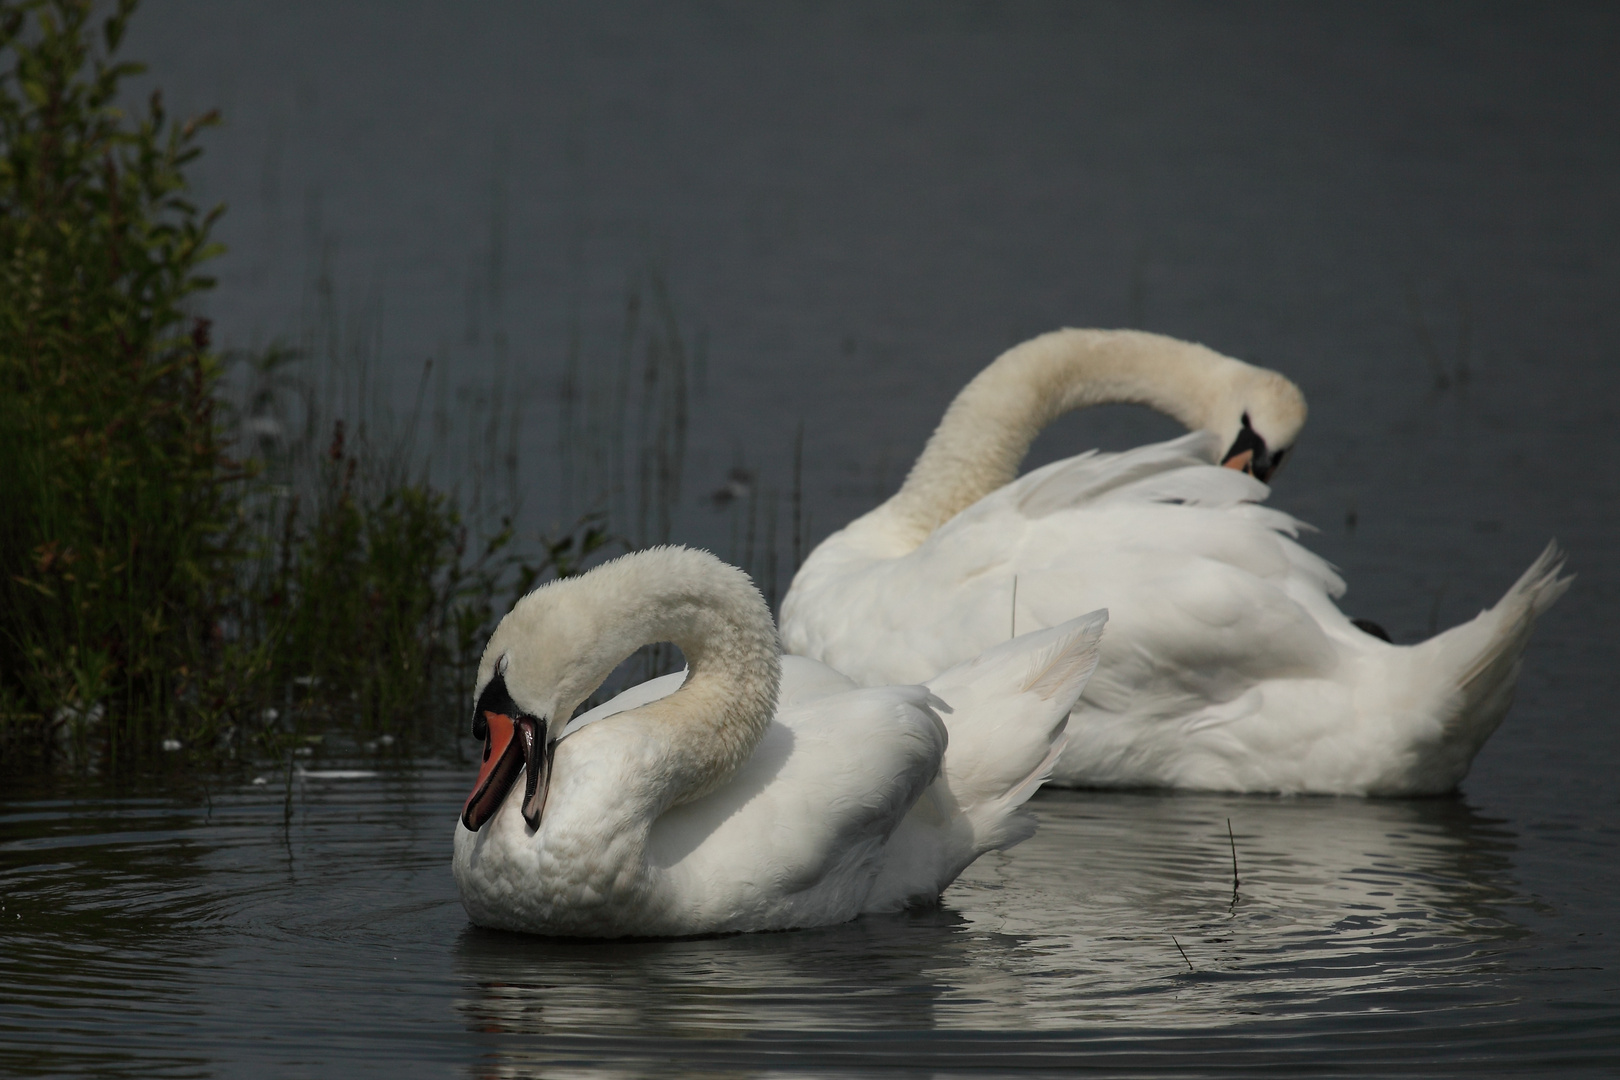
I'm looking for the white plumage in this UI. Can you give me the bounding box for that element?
[452,546,1103,938]
[780,329,1570,795]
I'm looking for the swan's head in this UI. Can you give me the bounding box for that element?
[459,546,780,833]
[460,569,640,834]
[1213,368,1306,483]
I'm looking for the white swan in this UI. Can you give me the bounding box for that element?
[780,328,1570,796]
[452,545,1105,938]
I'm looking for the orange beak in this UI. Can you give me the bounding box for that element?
[462,709,525,831]
[462,670,556,833]
[1222,448,1255,474]
[1218,414,1289,483]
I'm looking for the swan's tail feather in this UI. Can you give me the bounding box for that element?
[1021,619,1106,700]
[925,609,1106,851]
[973,731,1070,853]
[1444,541,1570,729]
[1398,541,1570,791]
[865,613,1105,910]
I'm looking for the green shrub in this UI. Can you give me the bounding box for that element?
[0,0,236,760]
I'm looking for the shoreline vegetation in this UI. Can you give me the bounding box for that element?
[0,0,778,777]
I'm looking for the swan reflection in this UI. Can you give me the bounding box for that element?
[948,789,1534,1026]
[453,788,1531,1071]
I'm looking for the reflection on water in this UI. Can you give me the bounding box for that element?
[2,769,1608,1076]
[950,792,1536,1024]
[452,790,1538,1066]
[455,906,974,1038]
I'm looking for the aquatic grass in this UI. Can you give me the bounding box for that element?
[1228,817,1241,902]
[218,341,614,753]
[556,265,692,551]
[217,245,530,748]
[1172,934,1195,972]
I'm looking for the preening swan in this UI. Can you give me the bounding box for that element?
[452,546,1105,938]
[780,328,1570,796]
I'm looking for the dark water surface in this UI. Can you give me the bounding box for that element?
[5,769,1619,1078]
[4,2,1618,1076]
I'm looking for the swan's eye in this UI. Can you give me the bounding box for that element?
[472,668,521,738]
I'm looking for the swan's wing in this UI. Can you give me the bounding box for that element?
[932,430,1260,534]
[784,437,1347,693]
[998,507,1342,709]
[987,433,1347,610]
[1000,431,1229,519]
[646,685,947,928]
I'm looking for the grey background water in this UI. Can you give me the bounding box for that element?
[3,1,1618,1076]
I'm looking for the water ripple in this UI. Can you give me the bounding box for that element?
[2,772,1616,1077]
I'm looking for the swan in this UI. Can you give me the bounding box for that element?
[452,545,1106,938]
[780,328,1570,796]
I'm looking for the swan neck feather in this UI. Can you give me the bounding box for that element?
[881,328,1293,547]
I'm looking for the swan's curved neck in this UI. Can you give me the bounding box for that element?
[515,549,782,811]
[881,329,1251,547]
[612,577,781,809]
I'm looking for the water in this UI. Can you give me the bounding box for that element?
[5,769,1617,1077]
[5,1,1619,1075]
